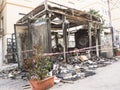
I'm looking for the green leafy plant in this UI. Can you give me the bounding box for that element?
[114,48,120,54]
[88,9,102,18]
[27,45,52,81]
[88,9,104,33]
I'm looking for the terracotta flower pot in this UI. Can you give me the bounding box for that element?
[29,76,54,90]
[115,51,120,56]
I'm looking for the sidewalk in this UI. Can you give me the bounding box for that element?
[0,78,29,90]
[0,63,30,90]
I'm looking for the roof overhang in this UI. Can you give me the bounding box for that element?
[17,1,102,29]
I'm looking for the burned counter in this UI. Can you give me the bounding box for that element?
[14,1,102,67]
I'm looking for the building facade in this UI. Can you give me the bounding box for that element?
[0,0,41,66]
[110,0,120,46]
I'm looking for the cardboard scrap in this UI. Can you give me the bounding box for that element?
[79,55,88,61]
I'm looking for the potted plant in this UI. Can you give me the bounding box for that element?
[26,45,54,90]
[114,48,120,56]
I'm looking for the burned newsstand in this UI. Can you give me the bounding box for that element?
[14,1,103,67]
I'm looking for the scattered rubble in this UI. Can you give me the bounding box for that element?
[0,56,119,89]
[52,55,119,84]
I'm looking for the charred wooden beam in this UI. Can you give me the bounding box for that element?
[51,22,80,29]
[98,29,101,56]
[46,11,52,53]
[88,22,92,47]
[27,18,32,57]
[17,4,45,24]
[49,10,87,23]
[62,15,68,63]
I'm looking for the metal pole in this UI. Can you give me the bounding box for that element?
[111,27,114,56]
[107,0,112,26]
[107,0,114,56]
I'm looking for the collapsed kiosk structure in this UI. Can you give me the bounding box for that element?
[14,1,103,67]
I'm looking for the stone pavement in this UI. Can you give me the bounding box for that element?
[0,78,29,90]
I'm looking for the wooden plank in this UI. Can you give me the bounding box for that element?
[49,10,87,22]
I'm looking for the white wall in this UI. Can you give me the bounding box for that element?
[6,4,33,34]
[110,0,120,31]
[111,8,120,31]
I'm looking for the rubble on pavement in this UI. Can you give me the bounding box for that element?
[0,56,118,81]
[0,55,119,89]
[52,55,119,84]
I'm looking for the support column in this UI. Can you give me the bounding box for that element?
[14,24,20,69]
[111,27,114,56]
[28,18,32,57]
[88,22,92,47]
[46,11,52,53]
[98,29,101,56]
[62,15,68,63]
[95,27,99,57]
